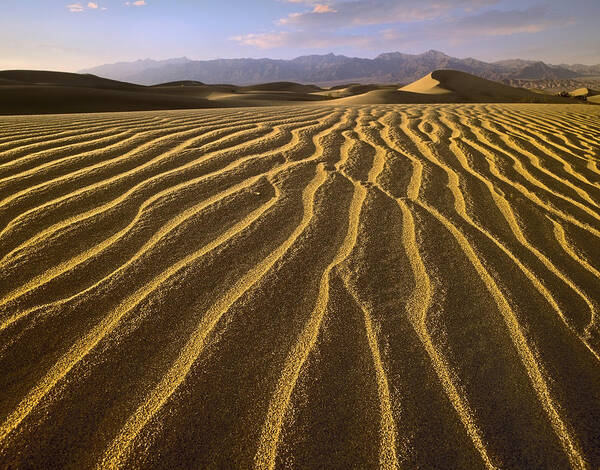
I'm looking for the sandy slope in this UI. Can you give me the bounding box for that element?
[0,104,599,470]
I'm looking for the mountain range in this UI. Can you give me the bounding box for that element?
[80,50,600,86]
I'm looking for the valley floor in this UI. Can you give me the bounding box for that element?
[0,104,599,469]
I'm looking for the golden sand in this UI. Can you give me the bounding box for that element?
[0,104,599,469]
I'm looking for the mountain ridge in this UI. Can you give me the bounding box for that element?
[80,50,599,86]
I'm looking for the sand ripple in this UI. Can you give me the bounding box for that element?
[0,104,599,469]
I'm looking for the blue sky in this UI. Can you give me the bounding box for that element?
[1,0,598,71]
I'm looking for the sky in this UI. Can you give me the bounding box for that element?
[1,0,599,71]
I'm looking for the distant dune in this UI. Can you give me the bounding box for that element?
[337,70,573,104]
[401,69,570,102]
[0,70,219,115]
[0,71,330,114]
[0,103,599,469]
[0,70,143,91]
[569,87,599,98]
[0,68,588,114]
[239,82,323,93]
[332,88,447,104]
[0,85,223,115]
[152,80,206,87]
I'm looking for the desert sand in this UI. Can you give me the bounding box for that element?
[0,93,599,470]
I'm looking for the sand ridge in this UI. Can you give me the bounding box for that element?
[0,104,599,469]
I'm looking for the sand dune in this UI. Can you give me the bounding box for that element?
[332,88,448,104]
[152,81,207,87]
[0,85,222,115]
[0,104,599,469]
[336,70,576,104]
[2,69,588,114]
[0,70,144,91]
[240,82,323,93]
[569,87,599,97]
[0,75,330,114]
[569,88,600,104]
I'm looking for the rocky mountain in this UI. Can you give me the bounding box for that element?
[79,50,596,86]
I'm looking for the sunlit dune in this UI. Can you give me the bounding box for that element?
[569,87,599,98]
[398,69,573,102]
[0,102,599,470]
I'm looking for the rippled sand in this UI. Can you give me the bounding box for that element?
[0,104,599,469]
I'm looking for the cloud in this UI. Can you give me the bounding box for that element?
[372,4,575,49]
[231,32,293,49]
[234,1,571,53]
[67,1,106,12]
[278,0,499,27]
[125,0,147,5]
[67,3,85,12]
[312,4,336,13]
[445,4,574,36]
[232,30,387,50]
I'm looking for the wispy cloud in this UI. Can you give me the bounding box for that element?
[67,3,85,12]
[233,0,570,52]
[277,0,499,27]
[125,0,147,5]
[231,32,293,49]
[312,4,336,13]
[444,5,574,37]
[380,4,575,46]
[232,30,382,49]
[67,1,106,12]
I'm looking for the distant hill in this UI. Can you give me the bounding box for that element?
[80,50,597,86]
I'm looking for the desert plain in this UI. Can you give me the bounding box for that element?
[0,71,599,470]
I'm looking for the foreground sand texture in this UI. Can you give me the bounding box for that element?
[0,104,599,469]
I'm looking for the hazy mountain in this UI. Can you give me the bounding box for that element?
[512,61,578,79]
[558,63,600,76]
[80,57,192,82]
[492,59,538,68]
[80,50,595,86]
